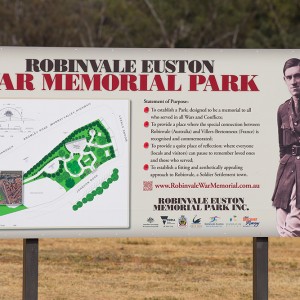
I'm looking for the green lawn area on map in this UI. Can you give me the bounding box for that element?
[23,119,116,191]
[0,205,27,216]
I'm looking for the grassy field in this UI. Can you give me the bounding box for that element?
[0,237,299,300]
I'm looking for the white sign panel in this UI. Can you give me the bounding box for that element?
[0,47,298,238]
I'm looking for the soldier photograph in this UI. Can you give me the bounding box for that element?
[273,58,300,237]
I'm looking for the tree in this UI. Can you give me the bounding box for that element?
[1,0,300,48]
[65,178,75,189]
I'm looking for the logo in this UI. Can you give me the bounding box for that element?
[160,216,176,227]
[229,215,237,222]
[204,216,224,227]
[178,215,188,228]
[193,215,201,224]
[209,216,220,223]
[161,216,168,225]
[243,216,260,227]
[142,217,158,228]
[226,215,241,227]
[190,215,202,228]
[147,217,154,223]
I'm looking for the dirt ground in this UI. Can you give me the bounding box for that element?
[0,237,299,300]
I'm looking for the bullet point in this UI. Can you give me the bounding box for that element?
[144,142,149,148]
[144,121,149,127]
[143,164,149,171]
[144,107,149,113]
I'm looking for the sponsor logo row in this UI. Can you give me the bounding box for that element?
[142,215,260,228]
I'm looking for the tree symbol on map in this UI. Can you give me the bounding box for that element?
[0,107,24,122]
[4,110,13,120]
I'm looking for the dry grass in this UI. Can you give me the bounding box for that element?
[0,237,299,299]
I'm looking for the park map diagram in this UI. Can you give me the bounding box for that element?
[23,119,119,212]
[0,100,129,229]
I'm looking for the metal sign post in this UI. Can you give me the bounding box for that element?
[23,238,39,300]
[253,237,268,300]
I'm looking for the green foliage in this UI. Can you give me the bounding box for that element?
[24,119,115,193]
[96,148,105,157]
[1,0,300,48]
[110,146,116,158]
[67,160,81,175]
[111,173,119,181]
[102,181,109,189]
[80,154,94,167]
[96,187,103,195]
[72,168,119,211]
[87,194,94,201]
[65,178,75,188]
[95,136,107,145]
[61,172,70,180]
[85,169,92,175]
[59,149,66,157]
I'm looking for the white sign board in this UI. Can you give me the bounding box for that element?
[0,47,298,238]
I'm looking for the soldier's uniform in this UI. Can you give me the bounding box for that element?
[272,98,300,236]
